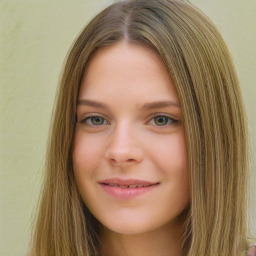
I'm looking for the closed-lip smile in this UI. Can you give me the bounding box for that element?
[99,178,160,200]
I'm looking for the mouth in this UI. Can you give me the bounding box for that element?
[100,183,158,188]
[98,178,160,200]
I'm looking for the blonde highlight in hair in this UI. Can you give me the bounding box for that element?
[29,1,250,255]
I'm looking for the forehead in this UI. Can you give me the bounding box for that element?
[79,41,179,105]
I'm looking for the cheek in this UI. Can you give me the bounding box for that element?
[72,130,105,172]
[72,130,106,203]
[147,129,189,202]
[148,129,188,174]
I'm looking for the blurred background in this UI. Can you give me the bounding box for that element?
[1,0,255,255]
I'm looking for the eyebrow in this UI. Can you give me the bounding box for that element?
[140,100,181,110]
[77,99,109,109]
[77,99,180,110]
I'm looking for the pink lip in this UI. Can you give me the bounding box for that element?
[99,178,160,200]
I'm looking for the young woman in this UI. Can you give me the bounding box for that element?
[29,0,255,255]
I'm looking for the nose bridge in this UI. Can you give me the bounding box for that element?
[105,121,143,165]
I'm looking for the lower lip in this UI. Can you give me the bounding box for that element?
[99,183,159,200]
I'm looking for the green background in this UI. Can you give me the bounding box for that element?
[1,0,255,255]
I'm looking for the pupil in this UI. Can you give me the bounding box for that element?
[155,116,167,126]
[92,117,103,125]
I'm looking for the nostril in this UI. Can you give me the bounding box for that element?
[105,146,143,165]
[109,158,136,166]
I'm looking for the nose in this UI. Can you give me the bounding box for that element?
[105,124,143,167]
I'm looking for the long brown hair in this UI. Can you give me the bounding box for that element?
[29,0,250,255]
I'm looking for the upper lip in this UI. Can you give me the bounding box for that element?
[99,178,159,186]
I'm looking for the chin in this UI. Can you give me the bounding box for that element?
[99,214,177,236]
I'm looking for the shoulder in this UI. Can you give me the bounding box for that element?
[243,243,256,256]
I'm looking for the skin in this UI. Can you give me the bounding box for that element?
[72,41,190,256]
[247,245,256,256]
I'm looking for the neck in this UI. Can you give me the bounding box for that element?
[99,218,185,256]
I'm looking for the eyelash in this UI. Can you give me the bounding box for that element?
[148,115,177,127]
[79,114,177,128]
[79,115,110,126]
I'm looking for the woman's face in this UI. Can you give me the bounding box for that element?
[73,41,189,235]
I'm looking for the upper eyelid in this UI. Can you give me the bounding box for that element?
[78,116,110,127]
[147,116,176,125]
[77,112,110,122]
[86,116,110,125]
[146,113,178,121]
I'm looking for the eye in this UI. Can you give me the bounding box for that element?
[149,115,177,126]
[80,116,110,126]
